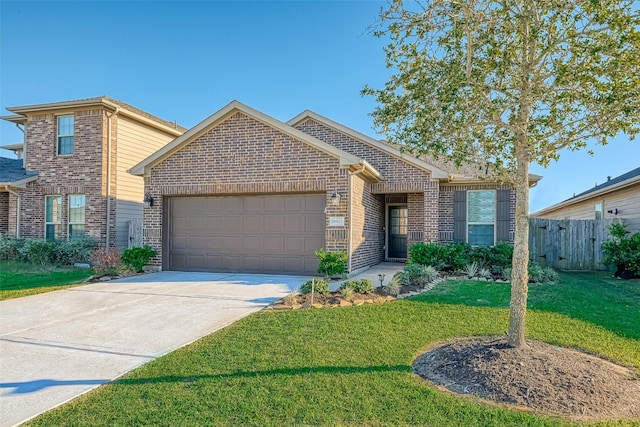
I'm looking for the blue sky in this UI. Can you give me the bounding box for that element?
[1,0,638,213]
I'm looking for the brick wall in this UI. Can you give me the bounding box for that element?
[19,109,109,243]
[144,112,350,268]
[0,192,8,233]
[350,175,385,271]
[439,183,516,243]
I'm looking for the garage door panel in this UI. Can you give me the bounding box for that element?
[264,197,284,212]
[225,216,243,232]
[244,216,264,232]
[305,195,325,211]
[243,236,263,251]
[285,197,304,212]
[284,215,305,232]
[224,236,242,251]
[168,194,325,274]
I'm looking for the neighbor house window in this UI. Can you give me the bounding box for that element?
[595,203,603,220]
[57,115,74,155]
[467,190,496,246]
[45,196,62,241]
[68,195,86,237]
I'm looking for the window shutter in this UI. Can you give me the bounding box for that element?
[496,190,511,242]
[453,191,466,242]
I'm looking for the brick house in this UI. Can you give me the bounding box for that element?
[0,97,185,248]
[131,101,541,275]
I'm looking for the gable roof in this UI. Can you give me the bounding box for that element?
[532,166,640,216]
[287,110,449,179]
[3,97,186,136]
[0,157,38,189]
[129,100,383,182]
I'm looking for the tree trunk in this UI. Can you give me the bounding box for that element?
[507,153,530,348]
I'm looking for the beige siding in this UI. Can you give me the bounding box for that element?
[115,117,176,248]
[534,185,640,234]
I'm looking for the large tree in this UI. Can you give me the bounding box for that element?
[364,0,639,347]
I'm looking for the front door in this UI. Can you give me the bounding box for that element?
[388,206,408,258]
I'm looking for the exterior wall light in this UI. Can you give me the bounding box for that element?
[330,190,342,206]
[607,208,618,215]
[143,193,154,209]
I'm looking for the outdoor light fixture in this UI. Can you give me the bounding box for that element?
[330,190,342,206]
[143,193,154,209]
[378,273,386,288]
[607,208,619,215]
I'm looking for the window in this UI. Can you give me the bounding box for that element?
[57,115,74,155]
[45,196,62,241]
[467,190,495,246]
[68,195,86,237]
[595,203,603,220]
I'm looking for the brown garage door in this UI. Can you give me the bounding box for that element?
[166,194,325,275]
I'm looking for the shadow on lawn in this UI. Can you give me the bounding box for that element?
[115,364,413,386]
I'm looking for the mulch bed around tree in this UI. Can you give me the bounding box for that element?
[413,337,640,421]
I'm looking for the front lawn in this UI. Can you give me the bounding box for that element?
[0,261,93,300]
[414,271,640,340]
[26,272,639,426]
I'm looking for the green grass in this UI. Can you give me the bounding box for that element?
[414,271,640,340]
[0,261,93,300]
[25,272,640,427]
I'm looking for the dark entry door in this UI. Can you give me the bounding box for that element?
[388,206,408,258]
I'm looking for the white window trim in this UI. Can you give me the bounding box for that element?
[68,194,86,238]
[45,195,62,240]
[594,202,603,220]
[466,189,496,246]
[57,115,74,156]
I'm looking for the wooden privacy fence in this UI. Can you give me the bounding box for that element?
[528,218,622,271]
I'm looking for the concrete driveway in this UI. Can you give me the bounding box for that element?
[0,271,306,427]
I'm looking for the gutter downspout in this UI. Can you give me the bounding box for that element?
[347,163,367,274]
[15,123,25,168]
[105,108,120,248]
[5,187,20,238]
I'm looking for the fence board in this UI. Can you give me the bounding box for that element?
[528,218,621,270]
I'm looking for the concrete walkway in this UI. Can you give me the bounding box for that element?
[0,272,308,427]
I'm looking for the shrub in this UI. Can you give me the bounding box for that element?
[300,278,330,295]
[19,239,56,265]
[315,249,348,278]
[383,280,402,296]
[470,241,514,273]
[462,261,480,278]
[340,278,374,294]
[393,264,439,287]
[408,242,448,269]
[411,241,514,274]
[92,248,124,276]
[340,286,355,301]
[54,237,97,265]
[601,223,640,276]
[0,233,19,260]
[499,264,557,284]
[121,245,157,272]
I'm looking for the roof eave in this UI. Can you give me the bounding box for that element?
[1,114,27,124]
[0,174,39,189]
[6,98,183,137]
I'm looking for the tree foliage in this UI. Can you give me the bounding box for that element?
[364,0,639,347]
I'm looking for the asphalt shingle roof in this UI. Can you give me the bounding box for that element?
[569,166,640,200]
[0,157,38,184]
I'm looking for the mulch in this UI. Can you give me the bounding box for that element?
[413,336,640,421]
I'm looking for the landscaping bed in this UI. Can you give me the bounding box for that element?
[414,336,640,421]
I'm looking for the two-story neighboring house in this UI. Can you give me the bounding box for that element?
[0,97,185,248]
